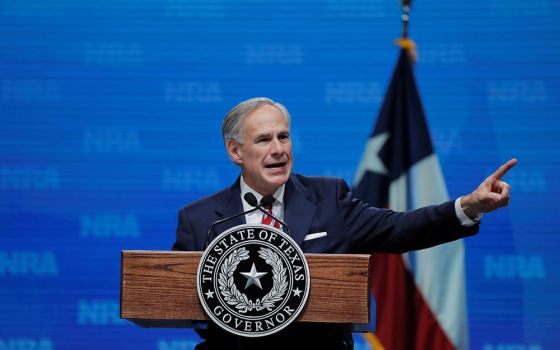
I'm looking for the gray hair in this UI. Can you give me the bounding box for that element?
[221,97,291,144]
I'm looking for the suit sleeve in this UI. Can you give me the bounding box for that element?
[172,207,197,251]
[336,179,479,254]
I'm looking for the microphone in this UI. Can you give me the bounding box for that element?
[204,193,260,248]
[243,192,259,207]
[260,194,276,207]
[246,193,292,237]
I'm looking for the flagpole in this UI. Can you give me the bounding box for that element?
[396,0,417,63]
[400,0,411,39]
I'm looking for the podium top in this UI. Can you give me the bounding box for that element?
[121,250,371,325]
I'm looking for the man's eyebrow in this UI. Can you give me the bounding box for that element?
[254,129,289,138]
[254,132,272,139]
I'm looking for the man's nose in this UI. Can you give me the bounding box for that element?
[270,137,284,154]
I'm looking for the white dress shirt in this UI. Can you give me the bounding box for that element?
[240,176,285,224]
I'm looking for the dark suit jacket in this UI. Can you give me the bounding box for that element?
[172,174,478,349]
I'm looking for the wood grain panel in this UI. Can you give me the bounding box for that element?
[121,250,370,326]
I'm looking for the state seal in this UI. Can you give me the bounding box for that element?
[197,224,310,337]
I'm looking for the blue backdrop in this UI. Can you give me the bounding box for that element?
[1,1,558,349]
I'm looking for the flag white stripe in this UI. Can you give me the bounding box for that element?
[388,154,469,350]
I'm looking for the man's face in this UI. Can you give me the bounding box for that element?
[227,104,293,195]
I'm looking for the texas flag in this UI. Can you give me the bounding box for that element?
[353,49,469,350]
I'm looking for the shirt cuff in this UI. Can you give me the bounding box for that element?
[454,197,481,227]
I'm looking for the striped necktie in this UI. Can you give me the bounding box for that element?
[261,203,281,229]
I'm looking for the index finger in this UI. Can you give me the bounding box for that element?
[490,158,518,180]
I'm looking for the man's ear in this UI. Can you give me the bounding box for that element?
[226,139,243,166]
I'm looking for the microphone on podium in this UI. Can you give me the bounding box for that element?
[244,193,292,237]
[204,193,292,248]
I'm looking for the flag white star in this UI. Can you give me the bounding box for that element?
[240,263,268,289]
[353,132,390,186]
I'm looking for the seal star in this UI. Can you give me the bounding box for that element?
[292,287,302,297]
[353,131,390,185]
[240,263,268,289]
[204,289,215,299]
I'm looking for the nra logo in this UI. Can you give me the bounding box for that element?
[1,79,61,102]
[325,0,388,17]
[84,42,144,65]
[484,255,545,280]
[162,168,221,192]
[488,80,547,104]
[0,339,54,350]
[246,44,303,65]
[0,252,58,276]
[325,82,382,105]
[164,0,225,18]
[420,43,466,64]
[1,1,63,17]
[83,128,142,154]
[80,214,140,238]
[489,0,550,16]
[0,166,60,190]
[77,300,127,325]
[432,128,465,156]
[164,81,222,103]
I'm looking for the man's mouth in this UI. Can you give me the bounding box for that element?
[265,162,287,169]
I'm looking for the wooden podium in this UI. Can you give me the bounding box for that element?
[121,250,372,328]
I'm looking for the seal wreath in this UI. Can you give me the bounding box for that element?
[218,246,288,313]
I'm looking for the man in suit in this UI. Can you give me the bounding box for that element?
[173,97,516,350]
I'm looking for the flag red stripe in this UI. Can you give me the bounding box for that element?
[372,253,456,350]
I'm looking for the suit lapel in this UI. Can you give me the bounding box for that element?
[284,175,316,246]
[213,178,246,233]
[215,175,316,246]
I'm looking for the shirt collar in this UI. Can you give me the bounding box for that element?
[240,175,285,206]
